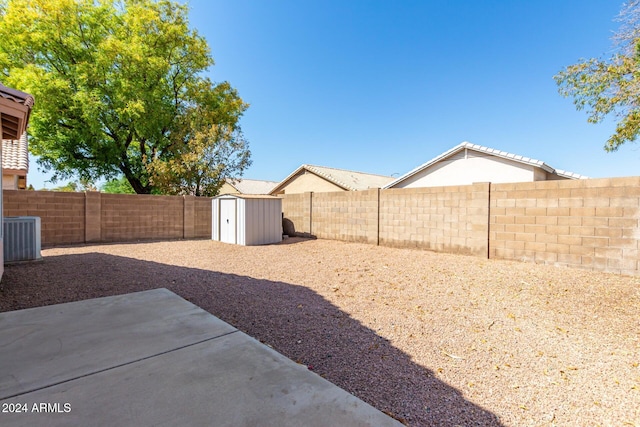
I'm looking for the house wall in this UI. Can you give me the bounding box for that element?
[394,152,536,188]
[281,176,640,276]
[0,124,3,279]
[541,170,570,181]
[3,190,212,246]
[2,174,17,190]
[0,90,32,280]
[218,182,240,194]
[275,172,344,194]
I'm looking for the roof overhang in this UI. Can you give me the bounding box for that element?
[0,84,34,140]
[223,179,241,192]
[2,168,27,176]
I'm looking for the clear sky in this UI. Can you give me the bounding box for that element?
[28,0,637,189]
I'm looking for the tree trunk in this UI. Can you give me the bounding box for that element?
[126,175,151,194]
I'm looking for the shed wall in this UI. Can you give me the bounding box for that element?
[245,198,282,245]
[237,198,246,245]
[212,196,282,245]
[211,198,219,241]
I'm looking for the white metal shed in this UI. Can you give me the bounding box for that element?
[212,194,282,246]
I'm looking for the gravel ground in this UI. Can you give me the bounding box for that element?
[1,238,639,426]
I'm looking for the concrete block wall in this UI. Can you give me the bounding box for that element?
[100,194,184,242]
[3,190,85,245]
[490,177,640,275]
[281,193,307,235]
[312,189,378,244]
[6,177,640,275]
[281,184,490,257]
[3,190,212,246]
[379,183,489,256]
[194,197,213,237]
[281,177,640,275]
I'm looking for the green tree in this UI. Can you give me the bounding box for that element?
[0,0,250,194]
[50,181,78,192]
[147,101,251,196]
[555,1,640,151]
[49,178,96,192]
[102,176,135,194]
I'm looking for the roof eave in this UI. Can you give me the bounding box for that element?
[304,165,354,191]
[384,141,586,187]
[269,165,308,195]
[383,142,469,189]
[0,84,34,140]
[269,164,352,194]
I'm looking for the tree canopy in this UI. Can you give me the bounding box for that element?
[555,1,640,151]
[48,178,96,192]
[0,0,251,195]
[102,175,135,194]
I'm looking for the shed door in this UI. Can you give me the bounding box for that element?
[219,199,236,244]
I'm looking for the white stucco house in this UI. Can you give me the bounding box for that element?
[384,141,586,189]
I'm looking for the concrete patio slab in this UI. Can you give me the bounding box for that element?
[0,289,402,426]
[0,288,235,400]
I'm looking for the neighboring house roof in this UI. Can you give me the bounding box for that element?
[2,132,29,173]
[270,164,394,195]
[215,194,280,200]
[384,141,587,189]
[0,83,34,140]
[224,178,279,195]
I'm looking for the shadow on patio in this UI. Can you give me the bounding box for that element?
[1,250,503,426]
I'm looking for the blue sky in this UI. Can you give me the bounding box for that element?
[28,0,636,188]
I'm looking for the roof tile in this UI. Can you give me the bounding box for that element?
[225,179,279,195]
[2,132,29,172]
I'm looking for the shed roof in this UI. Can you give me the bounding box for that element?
[270,164,393,194]
[224,178,279,195]
[383,141,587,189]
[2,132,29,173]
[215,194,281,200]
